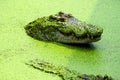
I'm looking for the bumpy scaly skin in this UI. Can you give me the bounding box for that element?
[26,59,113,80]
[25,12,103,43]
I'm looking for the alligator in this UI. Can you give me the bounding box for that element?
[25,12,103,44]
[26,59,113,80]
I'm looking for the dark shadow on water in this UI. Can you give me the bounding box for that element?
[54,42,96,51]
[63,43,95,49]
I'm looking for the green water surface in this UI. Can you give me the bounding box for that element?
[0,0,120,80]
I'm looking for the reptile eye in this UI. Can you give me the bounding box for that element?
[59,17,66,22]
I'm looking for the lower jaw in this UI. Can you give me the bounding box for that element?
[57,38,101,44]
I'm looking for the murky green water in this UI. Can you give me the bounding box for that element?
[0,0,120,80]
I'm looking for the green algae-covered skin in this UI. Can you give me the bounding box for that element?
[26,59,113,80]
[25,12,103,44]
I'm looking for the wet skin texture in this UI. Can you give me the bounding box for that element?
[25,12,103,44]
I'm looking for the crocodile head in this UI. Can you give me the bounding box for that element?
[25,12,103,44]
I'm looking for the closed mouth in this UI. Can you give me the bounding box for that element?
[88,34,101,40]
